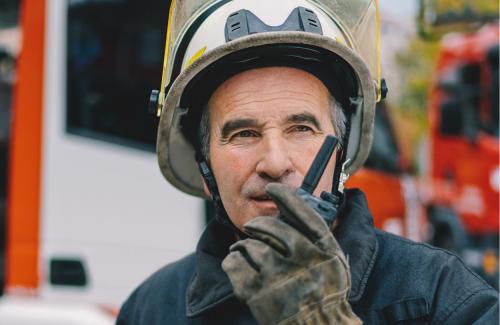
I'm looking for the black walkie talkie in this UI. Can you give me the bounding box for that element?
[297,135,341,226]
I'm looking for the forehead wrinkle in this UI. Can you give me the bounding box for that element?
[219,91,323,115]
[228,89,319,103]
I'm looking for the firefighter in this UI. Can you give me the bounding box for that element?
[117,0,499,324]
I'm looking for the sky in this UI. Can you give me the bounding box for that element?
[380,0,417,19]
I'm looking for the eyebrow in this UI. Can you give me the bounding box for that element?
[221,118,259,139]
[287,113,322,130]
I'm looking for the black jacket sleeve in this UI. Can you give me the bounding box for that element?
[432,254,499,325]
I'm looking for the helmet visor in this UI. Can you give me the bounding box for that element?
[310,0,381,98]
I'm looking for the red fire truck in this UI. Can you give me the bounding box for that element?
[425,22,499,287]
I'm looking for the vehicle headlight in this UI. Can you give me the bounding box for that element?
[491,167,499,192]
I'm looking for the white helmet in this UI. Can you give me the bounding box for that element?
[155,0,384,198]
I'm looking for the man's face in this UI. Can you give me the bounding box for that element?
[207,67,337,230]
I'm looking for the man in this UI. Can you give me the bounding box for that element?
[117,0,499,324]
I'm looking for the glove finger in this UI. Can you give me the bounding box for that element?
[243,216,313,258]
[265,183,330,243]
[229,238,272,272]
[230,237,290,276]
[222,250,260,302]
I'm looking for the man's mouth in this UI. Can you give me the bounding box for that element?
[249,194,278,215]
[252,194,271,201]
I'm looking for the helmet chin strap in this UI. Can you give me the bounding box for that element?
[332,100,353,199]
[196,155,248,238]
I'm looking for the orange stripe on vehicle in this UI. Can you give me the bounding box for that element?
[6,0,46,290]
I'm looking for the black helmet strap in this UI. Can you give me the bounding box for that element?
[196,154,248,237]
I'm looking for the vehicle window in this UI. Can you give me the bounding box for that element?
[66,0,169,151]
[459,63,482,139]
[363,103,401,174]
[0,0,20,297]
[487,45,499,137]
[455,59,499,139]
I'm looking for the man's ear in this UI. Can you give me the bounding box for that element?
[201,176,213,199]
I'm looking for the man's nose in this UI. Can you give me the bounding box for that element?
[255,136,294,181]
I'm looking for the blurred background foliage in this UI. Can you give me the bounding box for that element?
[392,37,439,173]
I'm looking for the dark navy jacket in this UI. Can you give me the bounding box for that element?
[117,189,499,324]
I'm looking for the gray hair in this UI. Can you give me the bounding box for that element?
[198,95,347,161]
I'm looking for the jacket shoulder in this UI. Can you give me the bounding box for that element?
[361,230,498,324]
[373,229,493,294]
[116,253,196,324]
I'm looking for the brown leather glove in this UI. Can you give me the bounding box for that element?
[222,183,362,325]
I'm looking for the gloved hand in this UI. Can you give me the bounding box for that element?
[222,183,361,325]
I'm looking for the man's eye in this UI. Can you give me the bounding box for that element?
[292,125,313,133]
[234,130,257,138]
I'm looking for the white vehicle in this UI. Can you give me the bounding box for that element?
[1,0,203,323]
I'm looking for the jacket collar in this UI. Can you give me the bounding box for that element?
[334,189,379,302]
[185,218,236,317]
[186,188,378,317]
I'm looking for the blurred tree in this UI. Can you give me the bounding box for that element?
[391,36,439,173]
[419,0,498,38]
[433,0,499,18]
